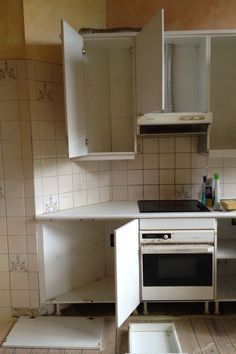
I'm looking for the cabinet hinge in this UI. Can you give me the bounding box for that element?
[85,138,89,146]
[82,46,86,55]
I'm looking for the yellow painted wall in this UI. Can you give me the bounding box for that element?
[106,0,236,30]
[0,0,25,58]
[23,0,106,63]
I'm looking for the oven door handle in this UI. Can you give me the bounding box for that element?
[141,245,214,254]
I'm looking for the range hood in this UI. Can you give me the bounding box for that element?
[137,112,213,152]
[137,112,212,135]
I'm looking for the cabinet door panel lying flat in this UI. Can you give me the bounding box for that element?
[61,20,88,158]
[115,219,139,328]
[136,9,164,115]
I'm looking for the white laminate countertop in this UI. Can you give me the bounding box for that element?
[35,201,236,221]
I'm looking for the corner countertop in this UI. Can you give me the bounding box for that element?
[35,201,236,221]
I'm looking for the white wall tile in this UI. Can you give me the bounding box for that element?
[10,272,29,290]
[6,198,25,217]
[143,170,158,185]
[191,153,208,168]
[112,186,128,201]
[99,187,111,202]
[0,290,11,307]
[112,170,127,186]
[143,185,159,200]
[0,237,8,253]
[0,101,19,121]
[5,180,24,198]
[8,236,27,253]
[128,186,143,200]
[11,290,29,307]
[57,158,73,175]
[58,175,73,193]
[27,235,37,253]
[7,217,26,235]
[127,155,143,170]
[3,160,23,179]
[73,174,86,191]
[159,185,175,200]
[224,168,236,184]
[128,170,143,185]
[143,138,158,153]
[160,169,174,184]
[2,141,22,159]
[0,273,10,290]
[73,190,87,207]
[86,172,99,189]
[0,218,7,235]
[175,169,191,184]
[175,136,191,152]
[87,188,99,204]
[42,176,58,195]
[59,192,73,210]
[0,254,9,271]
[143,154,158,169]
[159,137,174,153]
[159,154,175,169]
[224,158,236,168]
[175,153,191,168]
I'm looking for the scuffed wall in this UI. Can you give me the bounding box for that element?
[23,0,106,63]
[106,0,236,30]
[0,0,25,58]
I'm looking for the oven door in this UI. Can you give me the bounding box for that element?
[141,244,215,301]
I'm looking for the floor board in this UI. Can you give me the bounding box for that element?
[1,315,236,353]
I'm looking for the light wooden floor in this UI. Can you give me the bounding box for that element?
[0,315,236,353]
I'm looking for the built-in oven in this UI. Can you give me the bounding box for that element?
[140,230,215,301]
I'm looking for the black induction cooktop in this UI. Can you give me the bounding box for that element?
[138,200,211,213]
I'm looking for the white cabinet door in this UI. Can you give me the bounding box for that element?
[115,219,140,328]
[136,9,164,115]
[61,20,88,158]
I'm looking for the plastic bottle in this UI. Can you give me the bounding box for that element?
[213,173,221,210]
[201,176,207,206]
[206,177,213,208]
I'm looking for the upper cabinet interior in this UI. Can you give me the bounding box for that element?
[164,33,209,113]
[210,36,236,156]
[61,20,136,160]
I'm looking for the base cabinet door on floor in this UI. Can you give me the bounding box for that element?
[37,219,140,327]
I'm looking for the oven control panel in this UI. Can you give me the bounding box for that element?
[140,230,215,244]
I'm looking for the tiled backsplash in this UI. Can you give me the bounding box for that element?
[0,58,236,316]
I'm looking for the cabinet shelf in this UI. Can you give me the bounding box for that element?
[217,274,236,301]
[46,276,115,304]
[217,239,236,259]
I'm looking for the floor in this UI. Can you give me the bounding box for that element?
[0,304,236,353]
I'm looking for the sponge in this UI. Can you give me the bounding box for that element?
[221,200,236,211]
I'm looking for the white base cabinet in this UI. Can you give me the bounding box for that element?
[38,219,139,328]
[216,219,236,303]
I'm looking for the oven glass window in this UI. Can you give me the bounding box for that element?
[143,254,212,286]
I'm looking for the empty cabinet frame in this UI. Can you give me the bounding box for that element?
[38,219,140,328]
[62,21,137,160]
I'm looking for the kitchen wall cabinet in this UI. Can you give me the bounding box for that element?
[62,21,136,160]
[38,219,140,328]
[61,11,163,160]
[210,35,236,157]
[163,32,210,113]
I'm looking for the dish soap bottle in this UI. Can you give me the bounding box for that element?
[213,173,221,210]
[201,176,207,206]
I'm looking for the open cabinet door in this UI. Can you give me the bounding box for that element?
[136,9,164,115]
[61,20,88,158]
[115,219,140,328]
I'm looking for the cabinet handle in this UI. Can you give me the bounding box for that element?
[85,138,89,146]
[82,46,86,55]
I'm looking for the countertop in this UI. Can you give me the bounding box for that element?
[35,201,236,221]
